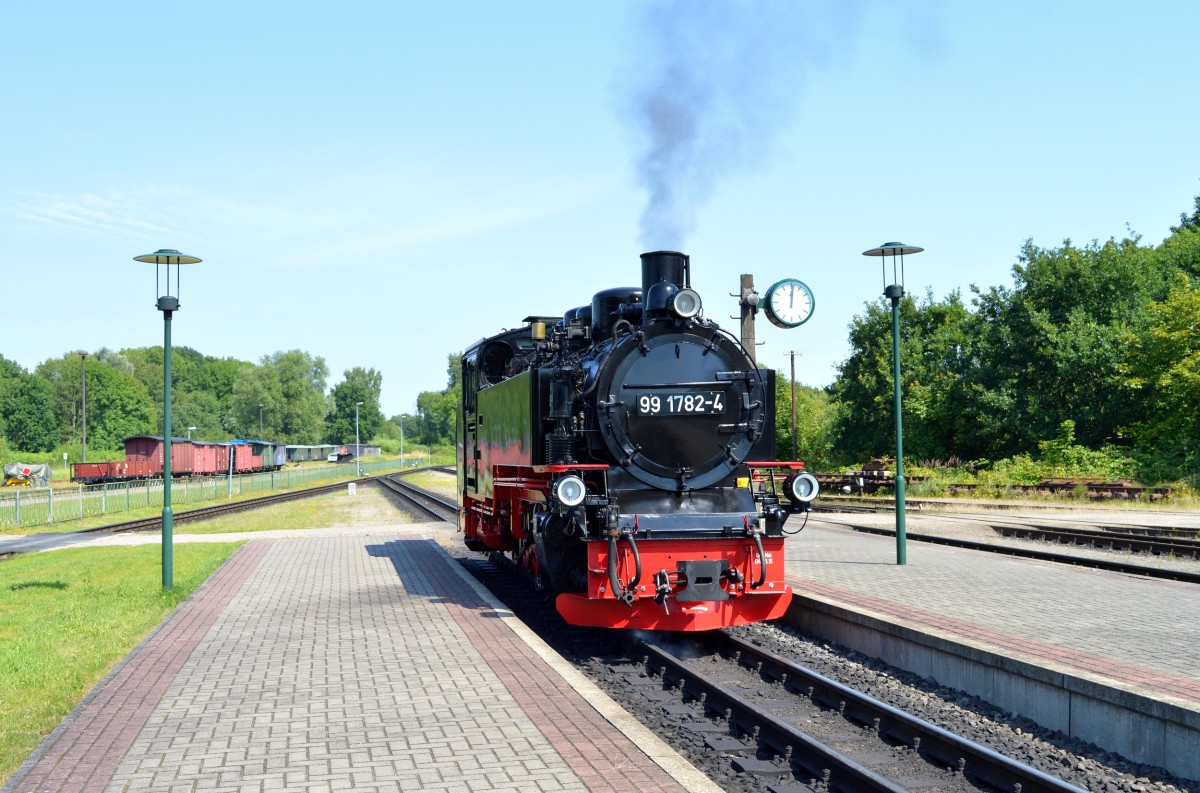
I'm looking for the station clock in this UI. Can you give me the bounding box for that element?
[763,278,815,328]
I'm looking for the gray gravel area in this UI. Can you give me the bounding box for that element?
[734,621,1198,793]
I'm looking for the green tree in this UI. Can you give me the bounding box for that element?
[93,347,135,375]
[0,354,24,381]
[120,346,249,439]
[413,354,462,446]
[36,353,155,449]
[773,373,836,471]
[325,367,384,444]
[414,390,457,446]
[0,373,57,452]
[954,236,1168,459]
[378,413,419,449]
[231,350,329,443]
[1122,274,1200,478]
[829,289,970,463]
[83,364,157,448]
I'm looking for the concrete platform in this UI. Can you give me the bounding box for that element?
[784,521,1200,781]
[4,529,720,793]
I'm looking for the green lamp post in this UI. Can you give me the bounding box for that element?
[134,248,202,588]
[862,241,923,565]
[355,401,363,477]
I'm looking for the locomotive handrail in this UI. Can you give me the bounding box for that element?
[747,523,767,589]
[606,528,641,606]
[624,530,641,589]
[610,318,635,345]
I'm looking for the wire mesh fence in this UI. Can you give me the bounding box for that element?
[0,457,410,531]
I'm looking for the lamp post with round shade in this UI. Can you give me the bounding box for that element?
[862,242,923,566]
[79,351,88,463]
[355,401,363,477]
[134,248,202,589]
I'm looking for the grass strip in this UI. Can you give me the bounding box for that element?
[179,489,407,534]
[0,542,242,785]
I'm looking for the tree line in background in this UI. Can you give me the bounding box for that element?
[794,195,1200,484]
[8,197,1197,485]
[0,346,400,463]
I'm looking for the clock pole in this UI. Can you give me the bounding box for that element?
[738,274,758,363]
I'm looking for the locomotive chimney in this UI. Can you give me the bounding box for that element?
[640,250,690,296]
[640,250,695,323]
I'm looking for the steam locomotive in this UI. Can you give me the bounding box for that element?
[457,251,818,631]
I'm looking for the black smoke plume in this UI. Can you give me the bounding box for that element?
[626,0,856,249]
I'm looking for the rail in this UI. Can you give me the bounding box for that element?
[813,516,1200,585]
[377,476,457,523]
[637,631,1086,793]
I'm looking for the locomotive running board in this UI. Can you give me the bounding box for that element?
[555,588,792,632]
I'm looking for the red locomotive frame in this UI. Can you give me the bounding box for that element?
[461,461,801,632]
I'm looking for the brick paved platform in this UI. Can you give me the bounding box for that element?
[5,531,718,793]
[783,522,1200,780]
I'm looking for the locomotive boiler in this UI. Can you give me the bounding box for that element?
[457,251,818,631]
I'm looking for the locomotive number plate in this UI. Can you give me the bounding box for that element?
[636,391,726,416]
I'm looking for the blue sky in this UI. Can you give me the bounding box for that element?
[3,1,1198,418]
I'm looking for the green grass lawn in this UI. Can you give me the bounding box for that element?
[401,469,458,501]
[180,489,408,534]
[0,542,242,785]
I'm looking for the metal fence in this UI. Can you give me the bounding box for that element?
[0,458,407,531]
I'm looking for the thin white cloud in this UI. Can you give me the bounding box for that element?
[15,192,177,239]
[10,186,308,243]
[8,171,613,271]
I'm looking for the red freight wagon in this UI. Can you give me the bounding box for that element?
[70,460,161,484]
[192,441,229,475]
[124,436,199,476]
[124,435,163,462]
[229,442,262,474]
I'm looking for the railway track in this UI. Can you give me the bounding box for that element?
[961,518,1200,558]
[820,499,1200,539]
[830,507,1200,558]
[811,516,1200,585]
[377,475,457,523]
[631,630,1086,793]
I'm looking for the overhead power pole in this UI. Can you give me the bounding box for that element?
[789,350,799,460]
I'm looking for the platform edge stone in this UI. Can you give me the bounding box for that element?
[786,592,1200,781]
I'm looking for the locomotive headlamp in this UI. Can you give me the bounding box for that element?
[784,472,820,504]
[554,475,587,507]
[670,288,702,319]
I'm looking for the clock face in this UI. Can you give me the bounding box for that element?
[765,279,815,328]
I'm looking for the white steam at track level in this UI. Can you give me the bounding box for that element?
[625,0,859,250]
